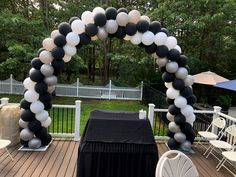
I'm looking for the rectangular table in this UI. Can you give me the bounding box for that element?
[77,110,158,177]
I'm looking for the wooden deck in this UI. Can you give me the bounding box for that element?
[0,140,234,177]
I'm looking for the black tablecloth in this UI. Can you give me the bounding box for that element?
[77,110,158,177]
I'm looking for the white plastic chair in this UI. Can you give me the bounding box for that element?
[205,124,236,161]
[155,150,199,177]
[0,139,14,161]
[195,117,226,150]
[216,146,236,176]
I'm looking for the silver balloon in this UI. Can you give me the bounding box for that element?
[174,96,187,109]
[40,64,54,77]
[181,105,194,117]
[167,112,174,122]
[180,140,192,151]
[174,132,186,143]
[168,122,180,133]
[97,27,108,40]
[175,67,188,80]
[19,119,28,129]
[156,58,168,67]
[20,128,34,141]
[28,138,42,149]
[166,87,180,99]
[105,20,118,34]
[184,75,194,86]
[44,75,58,86]
[166,62,179,73]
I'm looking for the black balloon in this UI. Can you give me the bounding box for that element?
[44,102,52,110]
[167,129,175,138]
[69,16,79,24]
[178,55,188,67]
[29,69,44,82]
[125,23,137,36]
[35,127,48,139]
[156,45,169,58]
[145,43,157,54]
[37,48,46,56]
[54,35,67,47]
[180,86,193,98]
[186,130,196,144]
[166,97,174,104]
[35,82,48,94]
[39,93,52,103]
[167,49,180,61]
[167,138,180,149]
[51,47,65,60]
[79,33,91,45]
[76,43,83,50]
[172,79,185,90]
[160,66,166,73]
[168,104,181,115]
[116,26,126,39]
[180,122,193,134]
[85,23,98,36]
[185,65,190,72]
[20,99,31,110]
[117,7,128,14]
[20,139,28,147]
[42,133,52,146]
[52,60,65,75]
[162,72,175,82]
[160,28,169,36]
[21,109,35,122]
[138,43,145,48]
[174,114,186,126]
[105,7,117,20]
[58,22,72,36]
[137,20,149,33]
[149,21,161,34]
[28,119,42,133]
[187,95,197,105]
[94,13,107,27]
[31,58,43,70]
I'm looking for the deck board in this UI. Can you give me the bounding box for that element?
[0,140,234,177]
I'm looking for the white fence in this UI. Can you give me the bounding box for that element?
[0,74,143,100]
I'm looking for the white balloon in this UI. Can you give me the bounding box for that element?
[24,90,39,103]
[124,35,131,41]
[131,32,142,45]
[176,67,188,80]
[166,87,180,99]
[35,110,49,122]
[141,31,155,46]
[40,64,54,77]
[140,15,151,23]
[44,75,57,86]
[105,20,118,34]
[167,112,174,122]
[186,113,196,124]
[168,122,180,133]
[175,45,182,53]
[181,105,194,117]
[71,19,85,34]
[50,30,60,38]
[156,57,168,67]
[184,75,194,86]
[42,38,56,51]
[41,117,52,127]
[166,62,179,73]
[174,96,187,109]
[23,77,36,90]
[174,132,186,143]
[128,10,141,23]
[154,32,167,46]
[116,12,129,26]
[39,50,53,64]
[92,7,105,14]
[165,36,177,50]
[62,54,72,63]
[81,11,94,25]
[63,44,77,56]
[66,32,80,46]
[30,101,45,114]
[164,82,172,89]
[19,119,28,128]
[97,27,108,40]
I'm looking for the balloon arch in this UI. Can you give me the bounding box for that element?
[19,7,196,150]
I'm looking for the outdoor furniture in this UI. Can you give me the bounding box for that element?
[155,150,199,177]
[77,110,158,177]
[216,146,236,176]
[204,124,236,161]
[195,117,226,150]
[0,139,14,161]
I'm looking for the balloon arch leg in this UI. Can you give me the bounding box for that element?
[19,7,196,151]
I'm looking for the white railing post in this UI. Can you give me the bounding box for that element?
[140,81,143,100]
[212,106,222,133]
[10,74,13,94]
[148,103,155,127]
[74,100,81,141]
[77,78,79,97]
[109,80,111,100]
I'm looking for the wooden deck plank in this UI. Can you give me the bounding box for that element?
[65,141,79,177]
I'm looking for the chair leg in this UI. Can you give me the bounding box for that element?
[206,147,214,158]
[203,144,212,156]
[216,157,225,169]
[5,148,14,161]
[216,158,227,171]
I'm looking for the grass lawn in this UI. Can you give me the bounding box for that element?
[0,94,148,135]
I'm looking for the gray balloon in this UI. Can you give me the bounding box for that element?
[168,122,180,133]
[19,119,28,129]
[44,75,57,86]
[174,132,186,143]
[20,128,34,141]
[166,62,178,73]
[28,138,42,149]
[40,64,54,77]
[156,58,168,67]
[180,140,192,151]
[97,27,108,41]
[175,67,188,79]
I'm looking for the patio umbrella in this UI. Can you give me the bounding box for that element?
[193,71,229,85]
[214,80,236,91]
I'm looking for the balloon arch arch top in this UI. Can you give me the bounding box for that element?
[19,7,196,150]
